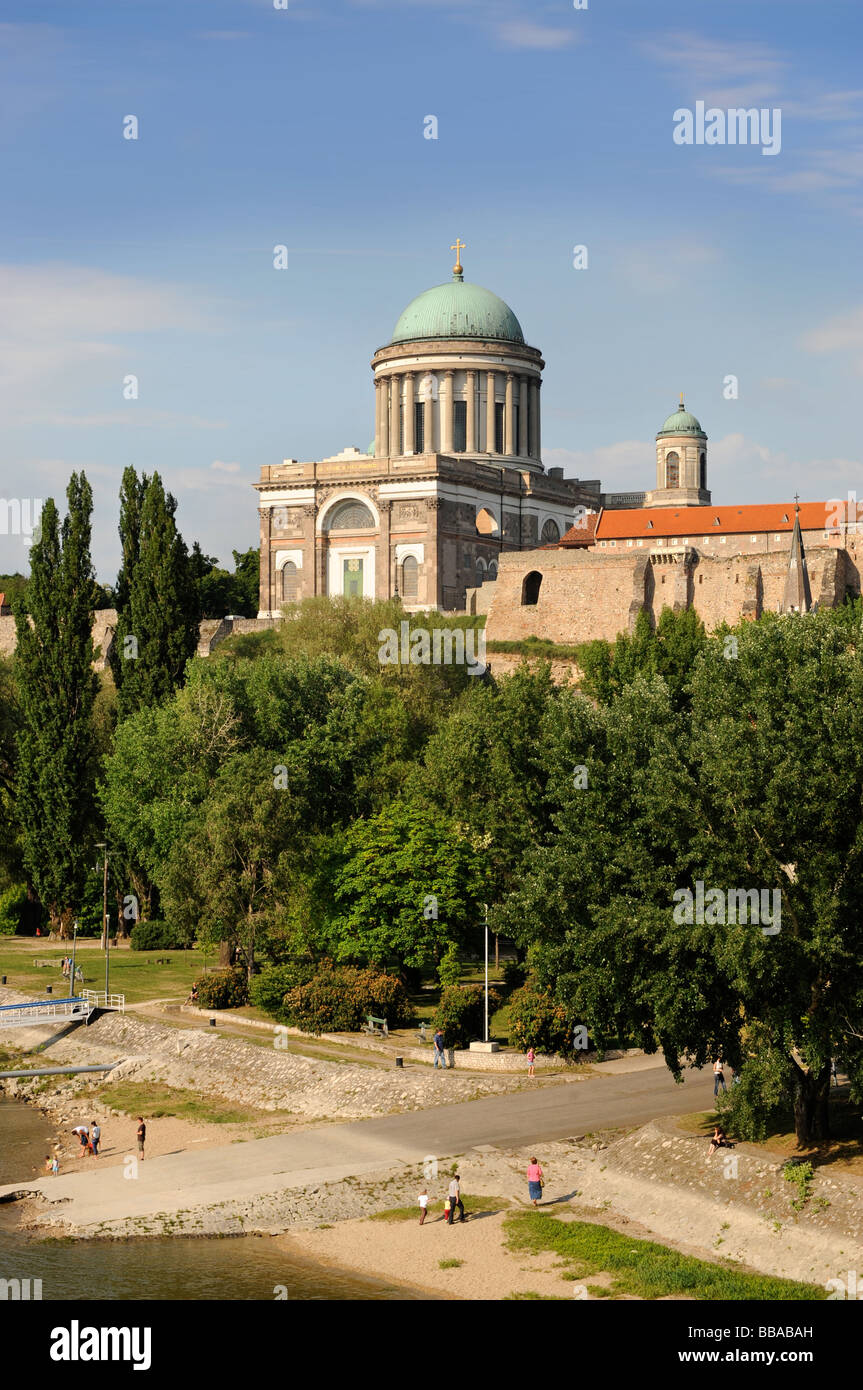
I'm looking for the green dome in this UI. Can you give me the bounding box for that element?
[657,400,706,438]
[391,273,525,345]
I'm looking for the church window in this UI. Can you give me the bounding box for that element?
[665,451,680,487]
[325,499,376,531]
[399,403,404,455]
[414,401,424,453]
[699,452,706,489]
[540,519,560,543]
[521,571,542,606]
[494,403,505,453]
[453,400,467,453]
[401,554,418,599]
[281,561,299,603]
[476,507,499,536]
[475,558,486,587]
[488,561,498,579]
[513,404,520,452]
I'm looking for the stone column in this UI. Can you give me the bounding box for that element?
[504,373,515,456]
[425,496,442,607]
[258,507,271,615]
[377,500,392,598]
[389,374,401,456]
[404,372,415,454]
[373,377,382,457]
[519,376,529,458]
[423,390,434,455]
[486,371,496,453]
[441,370,455,453]
[302,504,318,597]
[466,370,477,452]
[379,376,390,457]
[529,377,539,460]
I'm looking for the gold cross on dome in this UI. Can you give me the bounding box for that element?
[451,238,466,272]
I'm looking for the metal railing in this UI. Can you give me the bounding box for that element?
[0,995,93,1028]
[83,990,125,1013]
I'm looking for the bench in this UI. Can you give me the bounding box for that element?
[361,1014,388,1037]
[33,959,61,969]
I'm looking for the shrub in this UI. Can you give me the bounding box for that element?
[195,966,249,1010]
[249,961,317,1022]
[508,983,572,1056]
[283,960,411,1033]
[434,984,501,1050]
[130,920,192,951]
[0,884,28,936]
[437,943,462,989]
[501,958,527,990]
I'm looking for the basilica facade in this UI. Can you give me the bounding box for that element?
[255,248,602,616]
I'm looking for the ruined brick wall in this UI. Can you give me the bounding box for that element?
[485,544,857,646]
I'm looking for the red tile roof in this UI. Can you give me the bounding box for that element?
[559,512,600,547]
[595,500,850,542]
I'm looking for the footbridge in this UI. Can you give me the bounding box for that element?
[0,990,125,1029]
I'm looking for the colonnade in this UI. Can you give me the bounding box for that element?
[374,368,540,460]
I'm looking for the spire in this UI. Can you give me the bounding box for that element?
[781,501,812,614]
[450,237,465,281]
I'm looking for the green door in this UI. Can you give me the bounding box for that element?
[343,557,363,598]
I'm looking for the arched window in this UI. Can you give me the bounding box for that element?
[521,571,542,606]
[281,561,299,603]
[699,452,706,489]
[325,499,376,531]
[401,554,418,599]
[488,560,498,580]
[475,558,486,587]
[540,519,560,544]
[476,507,500,536]
[665,451,680,488]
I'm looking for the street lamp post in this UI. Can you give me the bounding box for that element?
[483,902,489,1043]
[68,920,78,999]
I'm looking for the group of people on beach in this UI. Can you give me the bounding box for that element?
[418,1158,546,1225]
[70,1120,101,1157]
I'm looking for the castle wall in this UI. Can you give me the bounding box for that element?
[485,543,859,647]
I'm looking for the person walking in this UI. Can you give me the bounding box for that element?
[418,1188,429,1225]
[433,1028,446,1070]
[90,1120,101,1156]
[136,1117,146,1161]
[447,1174,464,1224]
[527,1046,536,1078]
[51,1155,59,1176]
[526,1156,544,1206]
[713,1059,726,1097]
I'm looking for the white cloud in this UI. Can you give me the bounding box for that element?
[0,263,216,413]
[494,21,576,50]
[544,440,649,489]
[211,460,242,473]
[801,304,863,372]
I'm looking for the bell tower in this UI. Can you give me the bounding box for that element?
[645,395,711,508]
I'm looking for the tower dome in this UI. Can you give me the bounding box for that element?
[657,399,706,439]
[390,272,525,345]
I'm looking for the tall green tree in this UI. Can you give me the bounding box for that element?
[14,475,99,936]
[109,466,147,691]
[499,608,863,1148]
[114,472,198,716]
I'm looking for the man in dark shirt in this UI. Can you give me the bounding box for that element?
[433,1029,446,1069]
[136,1117,146,1161]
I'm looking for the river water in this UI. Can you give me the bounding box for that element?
[0,1096,426,1300]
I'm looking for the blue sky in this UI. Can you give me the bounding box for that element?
[2,0,862,580]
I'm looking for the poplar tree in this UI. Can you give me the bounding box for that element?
[108,466,147,692]
[114,472,198,717]
[14,474,98,936]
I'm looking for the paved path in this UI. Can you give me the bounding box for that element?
[0,1062,715,1231]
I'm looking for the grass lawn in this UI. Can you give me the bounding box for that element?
[71,1079,282,1126]
[0,939,201,1005]
[504,1212,826,1300]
